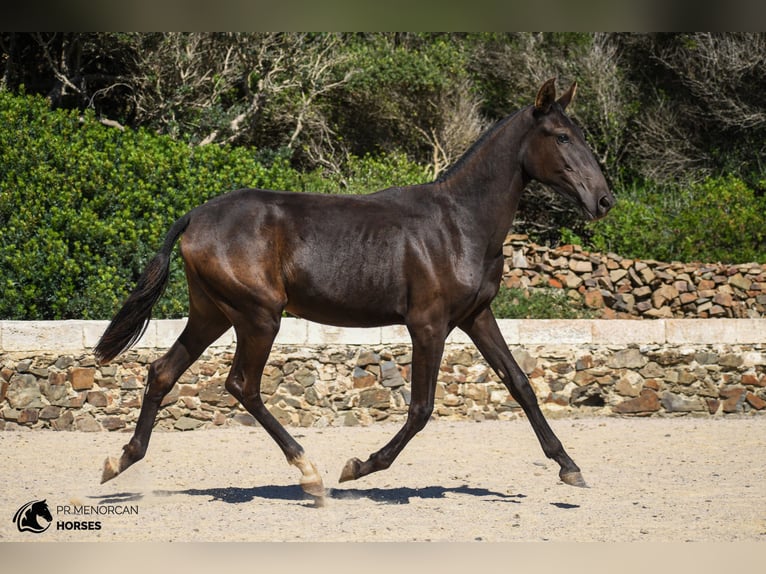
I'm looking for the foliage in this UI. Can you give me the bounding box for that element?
[331,33,483,177]
[2,33,766,319]
[3,32,763,189]
[0,91,428,320]
[294,152,430,195]
[589,176,766,263]
[613,33,766,186]
[491,286,596,320]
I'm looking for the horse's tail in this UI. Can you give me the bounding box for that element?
[94,213,191,365]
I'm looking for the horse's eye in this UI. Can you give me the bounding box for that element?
[557,133,570,144]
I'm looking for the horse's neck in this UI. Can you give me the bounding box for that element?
[438,112,530,253]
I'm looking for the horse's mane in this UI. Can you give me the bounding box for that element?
[435,107,525,184]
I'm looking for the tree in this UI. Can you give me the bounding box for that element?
[615,33,766,185]
[326,33,486,178]
[127,33,357,166]
[0,32,137,120]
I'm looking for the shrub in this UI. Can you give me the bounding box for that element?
[0,91,429,320]
[589,176,766,263]
[491,286,596,319]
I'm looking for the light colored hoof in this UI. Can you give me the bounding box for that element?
[339,457,362,483]
[560,471,588,488]
[101,456,120,484]
[300,475,326,499]
[292,455,326,499]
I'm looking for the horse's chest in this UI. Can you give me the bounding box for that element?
[459,254,504,287]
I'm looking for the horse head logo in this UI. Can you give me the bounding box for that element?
[13,499,53,533]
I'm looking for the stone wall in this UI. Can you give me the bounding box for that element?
[502,235,766,319]
[2,319,764,432]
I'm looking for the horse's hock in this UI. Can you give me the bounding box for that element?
[1,316,765,432]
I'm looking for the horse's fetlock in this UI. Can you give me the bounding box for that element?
[371,452,392,471]
[122,441,145,462]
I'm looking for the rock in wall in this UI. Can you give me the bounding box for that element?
[2,340,764,432]
[502,235,766,319]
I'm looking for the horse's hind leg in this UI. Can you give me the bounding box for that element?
[460,307,586,487]
[225,314,325,500]
[101,294,231,483]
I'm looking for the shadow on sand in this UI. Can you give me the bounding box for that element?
[95,484,527,506]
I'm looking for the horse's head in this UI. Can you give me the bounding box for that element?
[522,78,614,220]
[33,500,53,521]
[14,499,52,533]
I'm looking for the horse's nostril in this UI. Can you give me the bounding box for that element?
[598,195,613,210]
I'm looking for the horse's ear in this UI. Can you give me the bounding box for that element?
[557,81,577,110]
[535,78,557,114]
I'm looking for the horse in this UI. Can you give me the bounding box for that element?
[14,499,53,533]
[95,78,614,502]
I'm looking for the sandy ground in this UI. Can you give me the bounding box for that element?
[2,416,765,543]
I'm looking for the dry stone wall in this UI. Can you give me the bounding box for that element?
[2,319,764,432]
[502,235,766,319]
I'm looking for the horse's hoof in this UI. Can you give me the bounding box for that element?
[560,471,588,488]
[291,455,325,498]
[339,457,362,482]
[300,476,326,498]
[101,457,120,484]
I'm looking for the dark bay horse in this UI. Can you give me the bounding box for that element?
[95,78,614,500]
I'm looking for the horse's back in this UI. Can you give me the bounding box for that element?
[178,187,427,325]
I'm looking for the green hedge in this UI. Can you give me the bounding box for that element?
[0,91,428,320]
[586,176,766,264]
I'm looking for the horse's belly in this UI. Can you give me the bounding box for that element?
[283,266,407,328]
[284,291,405,328]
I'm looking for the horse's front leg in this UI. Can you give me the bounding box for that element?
[460,307,587,487]
[339,321,446,483]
